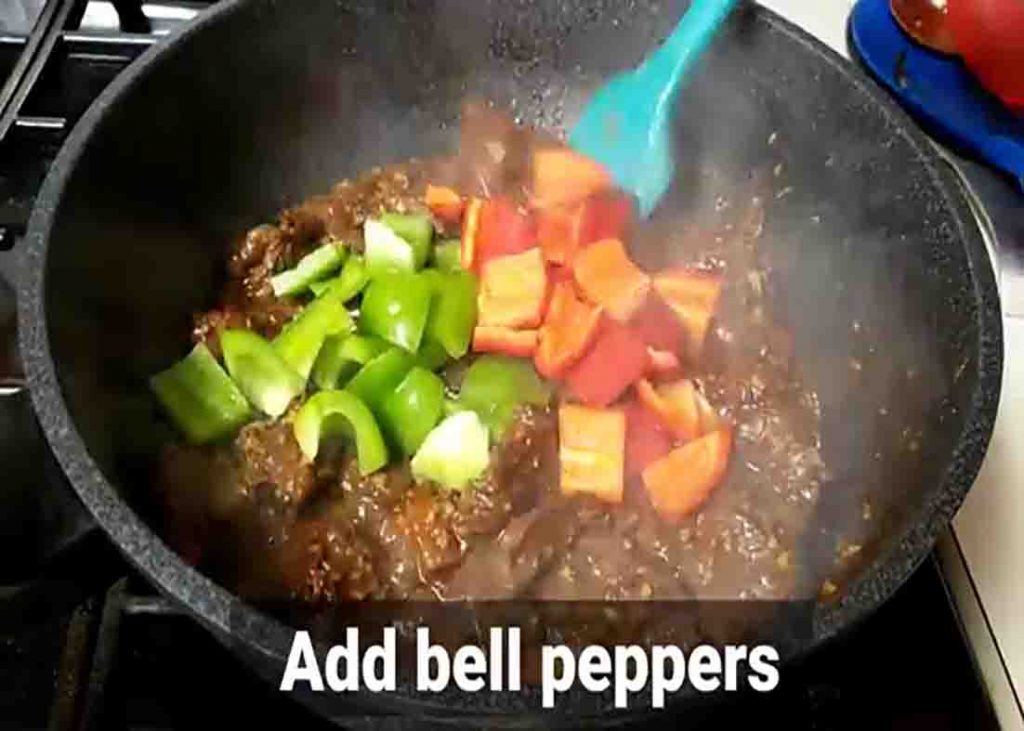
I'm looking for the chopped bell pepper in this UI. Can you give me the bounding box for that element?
[642,428,733,522]
[548,264,574,285]
[458,354,551,438]
[535,191,635,266]
[432,238,464,272]
[694,387,722,434]
[310,255,368,301]
[536,205,578,265]
[273,293,354,380]
[380,212,434,270]
[477,247,549,329]
[150,343,251,444]
[220,329,305,418]
[345,348,414,412]
[535,280,603,379]
[424,269,478,359]
[625,399,673,477]
[442,397,464,418]
[558,404,625,504]
[476,197,537,266]
[415,337,450,371]
[311,334,389,391]
[652,268,723,357]
[364,218,416,276]
[359,272,433,352]
[572,238,651,322]
[425,184,465,224]
[292,390,389,474]
[576,191,635,247]
[645,348,682,379]
[379,366,445,455]
[531,147,612,209]
[270,240,347,298]
[631,292,684,354]
[472,326,538,358]
[460,197,484,271]
[636,378,701,442]
[411,411,490,491]
[565,318,648,407]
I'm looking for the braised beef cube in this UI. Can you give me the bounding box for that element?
[235,420,316,506]
[191,305,248,359]
[279,518,379,603]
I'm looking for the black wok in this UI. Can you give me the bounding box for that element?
[17,0,1002,722]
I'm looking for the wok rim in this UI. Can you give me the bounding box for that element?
[18,0,1003,713]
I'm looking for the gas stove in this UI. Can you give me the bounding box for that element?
[0,1,1003,728]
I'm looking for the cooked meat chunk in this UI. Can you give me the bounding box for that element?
[278,517,379,603]
[191,305,248,359]
[452,405,558,538]
[235,420,316,505]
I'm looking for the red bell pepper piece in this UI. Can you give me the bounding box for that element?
[625,399,673,477]
[636,377,722,441]
[636,378,701,442]
[535,281,603,379]
[548,264,574,285]
[532,147,612,209]
[536,205,578,265]
[477,197,537,266]
[694,387,721,434]
[631,292,684,354]
[472,326,538,358]
[565,318,648,407]
[645,348,682,379]
[461,197,484,271]
[535,192,635,266]
[573,238,651,322]
[576,190,635,247]
[559,404,626,504]
[425,184,464,224]
[652,268,723,357]
[642,428,733,522]
[477,247,549,329]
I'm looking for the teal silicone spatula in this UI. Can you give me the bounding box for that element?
[569,0,741,218]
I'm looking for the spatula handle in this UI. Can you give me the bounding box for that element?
[639,0,741,101]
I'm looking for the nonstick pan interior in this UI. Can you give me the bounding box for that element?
[20,0,1001,713]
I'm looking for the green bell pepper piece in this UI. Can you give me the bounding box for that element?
[150,343,251,444]
[364,218,416,276]
[310,255,368,301]
[270,240,347,298]
[442,397,465,418]
[431,238,463,272]
[380,212,433,270]
[311,334,390,391]
[411,411,490,491]
[292,390,388,473]
[415,338,449,371]
[379,366,445,455]
[273,292,354,380]
[424,270,478,359]
[345,348,414,411]
[220,329,305,418]
[359,272,432,353]
[457,355,552,438]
